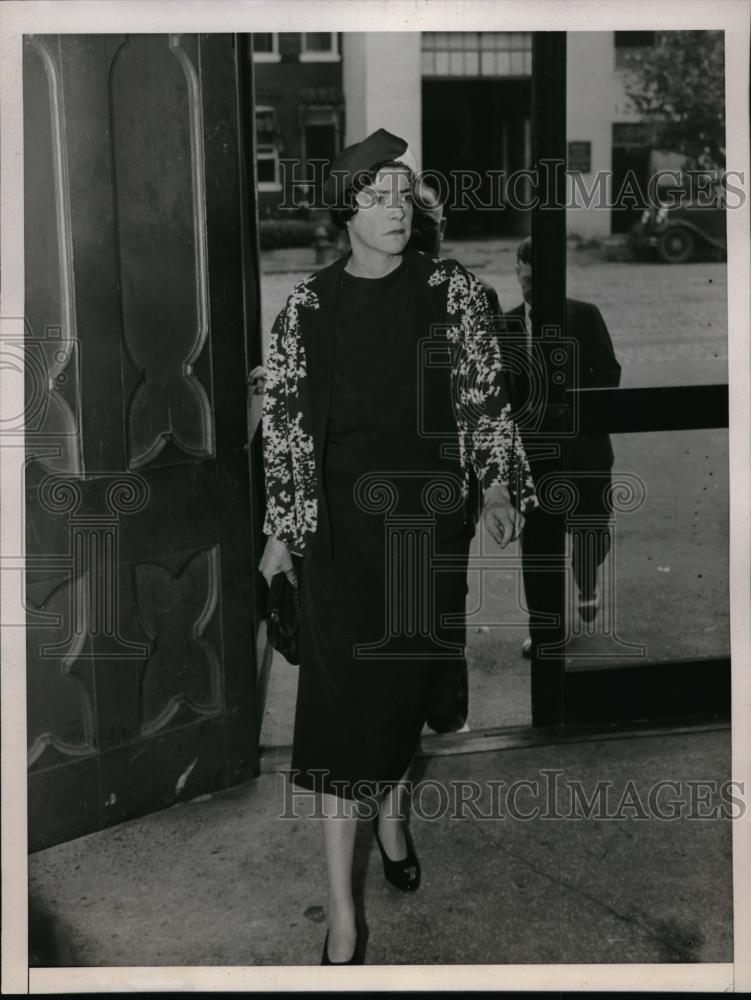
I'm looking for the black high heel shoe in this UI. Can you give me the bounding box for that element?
[321,926,363,965]
[372,815,421,891]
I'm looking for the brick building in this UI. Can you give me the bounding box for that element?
[252,31,344,222]
[253,31,684,237]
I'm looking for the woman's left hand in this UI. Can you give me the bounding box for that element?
[482,484,524,548]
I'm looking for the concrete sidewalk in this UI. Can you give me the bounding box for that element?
[29,727,733,968]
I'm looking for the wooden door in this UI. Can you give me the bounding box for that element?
[24,34,263,851]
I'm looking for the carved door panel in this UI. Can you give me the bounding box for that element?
[24,34,262,851]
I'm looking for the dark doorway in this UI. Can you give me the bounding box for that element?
[611,141,651,234]
[303,116,338,200]
[422,78,531,237]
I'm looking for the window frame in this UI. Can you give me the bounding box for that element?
[613,29,657,72]
[299,32,341,62]
[254,104,282,192]
[256,146,281,191]
[422,30,532,78]
[252,32,281,63]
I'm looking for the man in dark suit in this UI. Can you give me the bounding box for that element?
[504,238,621,656]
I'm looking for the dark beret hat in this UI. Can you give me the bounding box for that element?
[323,127,417,205]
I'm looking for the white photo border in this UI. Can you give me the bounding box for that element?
[1,0,749,993]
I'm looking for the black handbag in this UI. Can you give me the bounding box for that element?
[266,572,300,665]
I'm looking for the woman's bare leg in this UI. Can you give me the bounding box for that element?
[320,791,359,961]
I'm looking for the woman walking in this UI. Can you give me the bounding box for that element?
[259,128,537,965]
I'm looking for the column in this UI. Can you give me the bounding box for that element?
[341,33,423,165]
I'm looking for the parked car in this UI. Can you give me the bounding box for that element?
[630,185,727,263]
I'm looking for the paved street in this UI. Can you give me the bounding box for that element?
[257,243,729,743]
[259,241,728,384]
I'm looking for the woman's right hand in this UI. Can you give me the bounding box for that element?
[259,536,297,587]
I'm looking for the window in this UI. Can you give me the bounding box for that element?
[255,106,281,191]
[302,108,341,197]
[255,106,277,139]
[422,31,532,77]
[252,32,280,62]
[300,32,340,62]
[615,31,657,48]
[257,149,279,187]
[614,31,656,70]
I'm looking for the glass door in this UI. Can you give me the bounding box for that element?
[527,31,729,728]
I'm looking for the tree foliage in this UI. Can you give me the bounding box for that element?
[622,31,725,169]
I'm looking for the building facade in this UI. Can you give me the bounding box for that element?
[252,32,344,221]
[253,31,678,238]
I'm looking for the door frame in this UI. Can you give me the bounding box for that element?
[528,33,730,728]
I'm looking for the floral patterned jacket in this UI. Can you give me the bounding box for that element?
[262,249,538,554]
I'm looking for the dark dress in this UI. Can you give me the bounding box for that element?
[289,259,471,800]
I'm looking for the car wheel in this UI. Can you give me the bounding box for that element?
[656,227,695,263]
